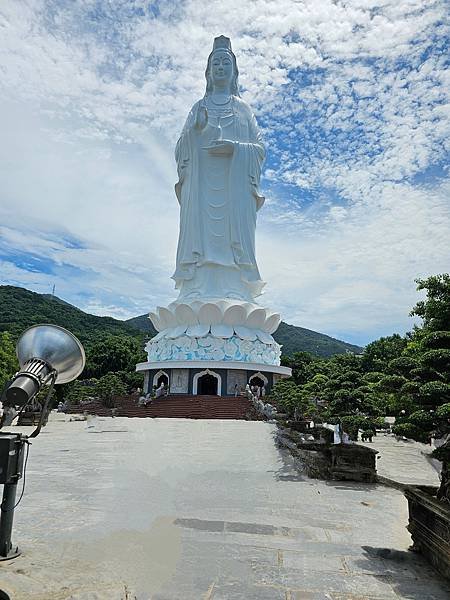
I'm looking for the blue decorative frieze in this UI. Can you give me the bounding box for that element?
[145,334,281,366]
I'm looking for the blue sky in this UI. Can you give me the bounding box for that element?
[0,0,449,346]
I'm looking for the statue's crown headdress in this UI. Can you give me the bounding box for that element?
[212,35,233,54]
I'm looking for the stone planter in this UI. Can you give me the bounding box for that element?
[277,428,378,482]
[329,444,378,483]
[404,485,450,580]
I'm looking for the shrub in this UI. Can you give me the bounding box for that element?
[421,349,450,370]
[400,381,420,395]
[408,410,434,429]
[363,372,385,384]
[419,381,450,404]
[377,375,408,392]
[392,422,429,443]
[388,357,417,375]
[422,331,450,350]
[95,373,127,408]
[436,403,450,420]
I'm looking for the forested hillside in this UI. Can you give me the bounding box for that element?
[0,285,361,357]
[0,285,143,342]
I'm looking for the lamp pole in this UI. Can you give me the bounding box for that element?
[0,434,26,560]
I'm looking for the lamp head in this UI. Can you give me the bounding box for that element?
[5,324,85,406]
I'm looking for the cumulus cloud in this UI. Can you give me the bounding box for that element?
[0,0,449,345]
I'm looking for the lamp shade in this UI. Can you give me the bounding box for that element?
[16,324,85,384]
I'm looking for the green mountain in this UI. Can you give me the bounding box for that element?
[0,285,362,357]
[0,285,144,343]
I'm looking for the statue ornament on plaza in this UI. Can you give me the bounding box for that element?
[141,36,291,394]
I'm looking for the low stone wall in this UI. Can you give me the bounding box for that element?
[405,485,450,580]
[277,426,378,483]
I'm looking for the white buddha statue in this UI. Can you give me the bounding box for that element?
[172,35,266,303]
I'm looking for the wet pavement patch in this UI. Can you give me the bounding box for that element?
[174,517,293,536]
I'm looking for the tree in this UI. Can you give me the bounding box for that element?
[361,334,407,373]
[85,335,145,379]
[281,352,317,385]
[95,373,126,408]
[0,332,18,391]
[411,274,450,331]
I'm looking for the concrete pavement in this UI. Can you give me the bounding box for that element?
[0,417,448,599]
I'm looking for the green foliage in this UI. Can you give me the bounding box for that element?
[388,356,417,375]
[419,381,450,404]
[270,379,316,417]
[392,422,429,443]
[401,381,420,395]
[361,334,407,372]
[274,322,362,357]
[340,415,367,441]
[377,375,408,392]
[61,380,97,405]
[411,274,450,332]
[85,335,146,379]
[421,349,450,371]
[436,403,450,419]
[281,352,317,385]
[408,410,434,429]
[422,331,450,350]
[0,285,151,342]
[0,332,18,391]
[95,373,126,408]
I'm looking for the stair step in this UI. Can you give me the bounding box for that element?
[67,394,260,421]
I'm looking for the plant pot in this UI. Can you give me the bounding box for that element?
[404,485,450,580]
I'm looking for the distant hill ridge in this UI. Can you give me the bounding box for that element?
[0,285,362,357]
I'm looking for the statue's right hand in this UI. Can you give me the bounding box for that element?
[194,105,208,130]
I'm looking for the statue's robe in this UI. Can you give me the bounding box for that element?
[173,96,266,302]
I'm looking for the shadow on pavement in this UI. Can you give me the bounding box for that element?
[357,546,450,600]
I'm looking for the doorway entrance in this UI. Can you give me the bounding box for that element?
[250,376,265,388]
[156,374,169,388]
[197,374,218,395]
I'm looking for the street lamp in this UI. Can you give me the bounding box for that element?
[0,324,85,560]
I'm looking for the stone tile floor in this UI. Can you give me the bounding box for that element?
[357,433,441,487]
[0,417,448,599]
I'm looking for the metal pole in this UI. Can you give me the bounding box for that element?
[0,482,20,560]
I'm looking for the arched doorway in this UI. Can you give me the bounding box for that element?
[250,376,265,388]
[249,372,269,396]
[153,370,169,389]
[198,374,218,395]
[193,369,222,396]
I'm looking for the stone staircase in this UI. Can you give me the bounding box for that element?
[67,394,261,420]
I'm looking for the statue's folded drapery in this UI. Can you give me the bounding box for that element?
[172,96,266,302]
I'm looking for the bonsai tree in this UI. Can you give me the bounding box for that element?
[95,373,126,408]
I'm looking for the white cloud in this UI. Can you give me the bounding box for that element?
[0,0,449,345]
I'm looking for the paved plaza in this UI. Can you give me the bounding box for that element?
[357,433,441,488]
[0,416,449,599]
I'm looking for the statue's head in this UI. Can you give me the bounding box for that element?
[205,35,240,96]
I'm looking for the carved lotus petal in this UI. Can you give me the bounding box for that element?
[234,326,257,341]
[166,326,187,339]
[198,303,223,325]
[158,307,177,329]
[151,330,165,342]
[264,313,281,334]
[246,308,267,329]
[186,324,210,337]
[175,303,198,326]
[223,304,247,326]
[149,311,163,332]
[256,330,274,345]
[210,324,234,338]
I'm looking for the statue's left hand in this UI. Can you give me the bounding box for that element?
[202,140,234,155]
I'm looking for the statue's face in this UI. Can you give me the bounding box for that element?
[210,50,233,86]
